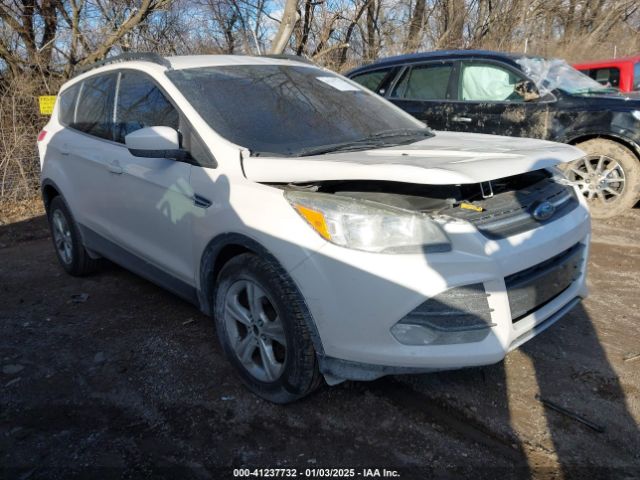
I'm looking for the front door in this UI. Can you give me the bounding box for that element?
[105,70,196,285]
[448,60,550,140]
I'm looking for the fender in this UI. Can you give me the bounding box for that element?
[198,232,325,355]
[562,130,640,160]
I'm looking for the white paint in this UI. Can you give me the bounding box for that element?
[243,131,586,185]
[124,126,180,151]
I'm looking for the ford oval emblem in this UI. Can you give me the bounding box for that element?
[532,201,555,221]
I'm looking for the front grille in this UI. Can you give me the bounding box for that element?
[505,243,585,322]
[446,177,578,239]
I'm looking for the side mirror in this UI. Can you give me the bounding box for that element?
[514,80,541,102]
[125,126,188,160]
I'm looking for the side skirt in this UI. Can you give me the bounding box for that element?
[79,224,200,306]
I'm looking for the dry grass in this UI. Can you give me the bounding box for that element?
[0,95,45,204]
[0,197,45,225]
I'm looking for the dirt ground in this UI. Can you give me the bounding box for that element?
[1,204,639,479]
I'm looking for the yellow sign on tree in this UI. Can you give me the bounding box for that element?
[38,95,57,115]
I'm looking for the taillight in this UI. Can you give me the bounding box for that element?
[37,130,47,142]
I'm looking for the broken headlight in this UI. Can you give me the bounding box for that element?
[285,190,451,254]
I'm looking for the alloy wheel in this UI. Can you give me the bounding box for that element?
[567,154,626,204]
[223,280,287,382]
[52,210,73,265]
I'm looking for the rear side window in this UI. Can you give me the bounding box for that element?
[391,64,453,100]
[350,69,389,92]
[74,74,116,140]
[590,67,620,88]
[59,84,80,126]
[114,71,179,143]
[634,63,640,90]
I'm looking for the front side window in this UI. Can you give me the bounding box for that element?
[74,74,116,139]
[59,83,81,126]
[460,63,526,102]
[167,65,427,157]
[350,69,390,92]
[115,71,179,143]
[634,63,640,91]
[391,64,453,100]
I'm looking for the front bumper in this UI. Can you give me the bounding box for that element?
[290,198,590,380]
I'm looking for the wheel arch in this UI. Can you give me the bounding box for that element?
[41,178,62,213]
[567,133,640,161]
[198,232,325,355]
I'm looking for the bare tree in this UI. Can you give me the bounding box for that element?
[270,0,300,53]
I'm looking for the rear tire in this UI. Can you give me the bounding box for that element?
[214,253,322,403]
[567,138,640,218]
[47,196,100,276]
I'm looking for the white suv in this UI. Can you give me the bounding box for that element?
[38,53,590,403]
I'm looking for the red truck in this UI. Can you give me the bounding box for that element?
[574,56,640,92]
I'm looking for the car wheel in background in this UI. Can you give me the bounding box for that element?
[567,138,640,218]
[214,253,322,403]
[47,196,100,276]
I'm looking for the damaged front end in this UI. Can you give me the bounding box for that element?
[279,167,579,243]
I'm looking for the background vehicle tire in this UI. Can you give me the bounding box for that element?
[568,138,640,218]
[214,253,322,403]
[47,196,100,276]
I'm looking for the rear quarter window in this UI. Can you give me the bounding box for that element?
[350,69,390,92]
[58,83,81,126]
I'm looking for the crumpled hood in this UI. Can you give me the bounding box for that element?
[242,131,585,185]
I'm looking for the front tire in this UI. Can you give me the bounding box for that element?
[214,253,322,403]
[567,139,640,218]
[47,196,100,276]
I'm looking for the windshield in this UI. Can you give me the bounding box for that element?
[516,57,615,96]
[166,64,429,157]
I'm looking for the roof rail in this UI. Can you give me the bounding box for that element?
[74,52,171,77]
[261,54,318,66]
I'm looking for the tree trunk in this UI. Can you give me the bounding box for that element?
[405,0,426,52]
[270,0,300,54]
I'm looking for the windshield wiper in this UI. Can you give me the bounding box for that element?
[297,128,433,157]
[365,128,434,140]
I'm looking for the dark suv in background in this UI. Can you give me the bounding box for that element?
[347,50,640,218]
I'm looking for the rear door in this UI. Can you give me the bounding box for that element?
[106,70,196,285]
[52,73,119,236]
[386,61,455,131]
[447,60,550,139]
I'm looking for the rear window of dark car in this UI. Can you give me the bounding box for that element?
[350,69,390,92]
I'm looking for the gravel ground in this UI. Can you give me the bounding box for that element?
[1,209,639,479]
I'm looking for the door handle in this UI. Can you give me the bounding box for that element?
[193,194,212,209]
[108,161,123,174]
[452,116,472,123]
[60,143,70,156]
